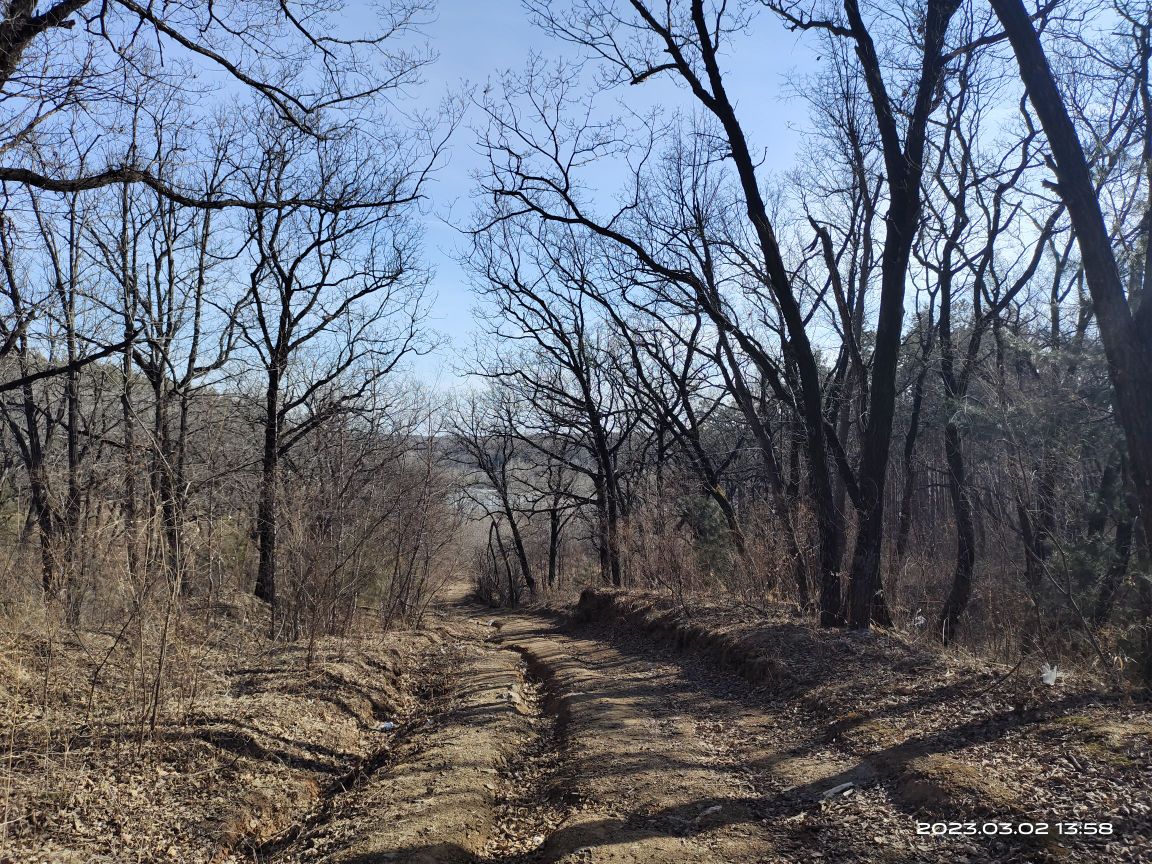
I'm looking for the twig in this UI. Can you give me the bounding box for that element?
[965,656,1026,701]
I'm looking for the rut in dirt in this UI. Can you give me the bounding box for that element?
[474,646,572,863]
[249,638,465,862]
[246,613,578,864]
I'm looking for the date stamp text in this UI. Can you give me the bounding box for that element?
[916,821,1114,836]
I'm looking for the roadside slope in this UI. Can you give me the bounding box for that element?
[554,588,1151,863]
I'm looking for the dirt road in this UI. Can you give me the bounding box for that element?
[258,588,1147,864]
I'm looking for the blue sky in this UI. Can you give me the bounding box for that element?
[387,1,821,384]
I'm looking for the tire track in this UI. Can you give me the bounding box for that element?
[476,652,571,863]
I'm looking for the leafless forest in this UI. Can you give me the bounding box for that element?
[0,0,1150,862]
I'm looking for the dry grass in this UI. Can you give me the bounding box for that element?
[0,586,437,862]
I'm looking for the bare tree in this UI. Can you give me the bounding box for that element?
[451,390,538,602]
[0,1,436,208]
[916,49,1064,640]
[238,117,430,630]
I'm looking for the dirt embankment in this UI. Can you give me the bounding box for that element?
[0,600,439,863]
[571,588,1152,858]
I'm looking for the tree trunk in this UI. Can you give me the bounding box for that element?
[1092,464,1137,626]
[499,488,536,595]
[121,342,140,582]
[706,482,746,556]
[844,0,960,630]
[595,478,612,586]
[152,381,182,588]
[595,433,624,588]
[255,367,280,612]
[547,506,561,587]
[1092,514,1134,626]
[716,334,808,606]
[844,188,917,632]
[492,520,518,608]
[695,77,842,624]
[14,379,57,594]
[63,300,81,625]
[894,334,933,572]
[118,183,140,583]
[811,437,846,625]
[937,419,977,643]
[1018,501,1044,597]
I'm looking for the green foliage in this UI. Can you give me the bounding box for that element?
[681,494,737,578]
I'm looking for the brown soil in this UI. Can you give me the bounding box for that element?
[3,587,1149,863]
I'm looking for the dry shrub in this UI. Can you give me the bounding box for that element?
[0,572,423,859]
[620,510,708,604]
